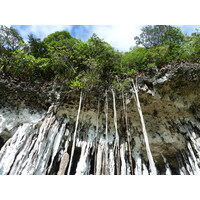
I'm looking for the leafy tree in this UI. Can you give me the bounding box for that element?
[28,34,47,58]
[86,34,122,87]
[122,47,154,71]
[5,50,50,81]
[177,29,200,63]
[0,26,25,70]
[133,25,185,67]
[43,31,89,81]
[189,29,200,62]
[0,25,24,50]
[43,31,72,45]
[2,25,200,92]
[134,25,184,48]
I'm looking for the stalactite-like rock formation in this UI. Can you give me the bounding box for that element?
[0,63,200,175]
[132,79,157,174]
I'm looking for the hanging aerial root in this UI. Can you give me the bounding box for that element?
[67,91,83,175]
[111,89,119,149]
[121,90,134,175]
[104,90,109,174]
[93,99,100,175]
[132,79,157,175]
[111,88,121,174]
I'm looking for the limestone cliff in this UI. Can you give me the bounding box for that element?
[0,63,200,175]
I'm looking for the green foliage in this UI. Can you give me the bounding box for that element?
[171,29,200,63]
[68,78,85,89]
[112,77,132,92]
[0,25,24,50]
[132,25,187,68]
[6,50,36,79]
[150,45,171,66]
[0,26,25,70]
[1,25,200,92]
[86,34,122,87]
[28,34,47,58]
[134,25,184,48]
[42,31,90,81]
[4,49,50,81]
[122,47,154,71]
[188,31,200,62]
[43,31,72,45]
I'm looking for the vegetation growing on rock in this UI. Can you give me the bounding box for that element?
[0,25,200,91]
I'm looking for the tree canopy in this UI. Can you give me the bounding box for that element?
[134,25,184,48]
[0,25,200,91]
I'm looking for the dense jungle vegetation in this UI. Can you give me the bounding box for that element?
[0,25,200,91]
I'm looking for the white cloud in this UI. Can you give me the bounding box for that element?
[175,25,200,35]
[13,25,200,52]
[12,25,143,52]
[72,25,93,42]
[14,25,73,41]
[91,25,143,51]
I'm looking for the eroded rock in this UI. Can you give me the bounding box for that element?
[0,63,199,175]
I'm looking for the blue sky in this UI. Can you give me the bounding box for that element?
[12,25,200,52]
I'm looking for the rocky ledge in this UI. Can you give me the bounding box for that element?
[0,63,200,175]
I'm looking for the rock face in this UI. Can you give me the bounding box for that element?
[0,63,200,175]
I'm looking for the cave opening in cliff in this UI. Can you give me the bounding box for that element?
[89,148,95,175]
[0,133,12,151]
[169,164,180,175]
[66,146,82,175]
[0,137,5,150]
[48,152,61,175]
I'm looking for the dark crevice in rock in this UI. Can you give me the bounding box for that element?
[66,146,82,175]
[0,137,5,150]
[0,64,200,175]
